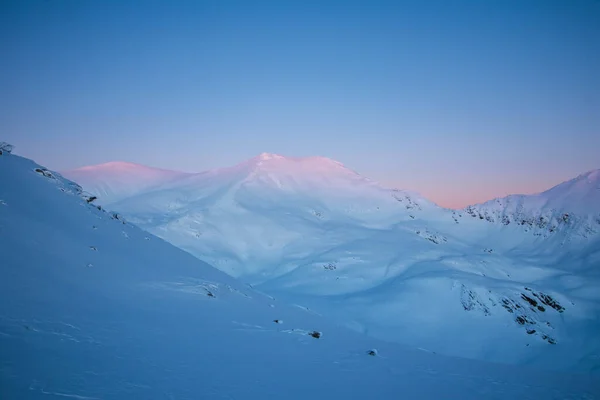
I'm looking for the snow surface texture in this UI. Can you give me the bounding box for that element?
[4,152,600,398]
[63,153,600,372]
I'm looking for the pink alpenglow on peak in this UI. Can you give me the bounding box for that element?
[256,152,285,161]
[219,153,401,202]
[244,153,346,169]
[62,153,437,219]
[241,153,355,176]
[70,161,184,175]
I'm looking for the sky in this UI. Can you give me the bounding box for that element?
[1,0,599,208]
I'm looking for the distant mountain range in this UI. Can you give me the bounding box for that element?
[62,154,600,371]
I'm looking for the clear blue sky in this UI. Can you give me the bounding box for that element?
[1,0,599,208]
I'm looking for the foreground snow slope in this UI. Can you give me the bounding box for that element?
[63,155,600,371]
[6,153,600,398]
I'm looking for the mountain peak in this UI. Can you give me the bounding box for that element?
[256,152,285,161]
[542,168,600,195]
[245,153,346,170]
[231,154,364,188]
[575,169,600,183]
[61,161,190,205]
[70,161,177,174]
[464,168,600,233]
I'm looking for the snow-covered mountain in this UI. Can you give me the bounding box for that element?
[63,154,600,372]
[63,153,444,275]
[62,161,192,205]
[6,149,600,398]
[464,169,600,239]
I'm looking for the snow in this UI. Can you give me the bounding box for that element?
[0,141,14,154]
[62,154,600,372]
[465,169,600,238]
[62,161,192,205]
[5,151,600,397]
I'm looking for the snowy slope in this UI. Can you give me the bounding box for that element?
[5,151,600,398]
[464,169,600,239]
[62,161,192,205]
[63,154,600,371]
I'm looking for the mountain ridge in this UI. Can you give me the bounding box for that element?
[463,168,600,239]
[63,156,599,212]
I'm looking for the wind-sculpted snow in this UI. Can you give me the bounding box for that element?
[64,154,600,371]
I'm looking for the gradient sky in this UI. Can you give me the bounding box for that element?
[1,0,599,208]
